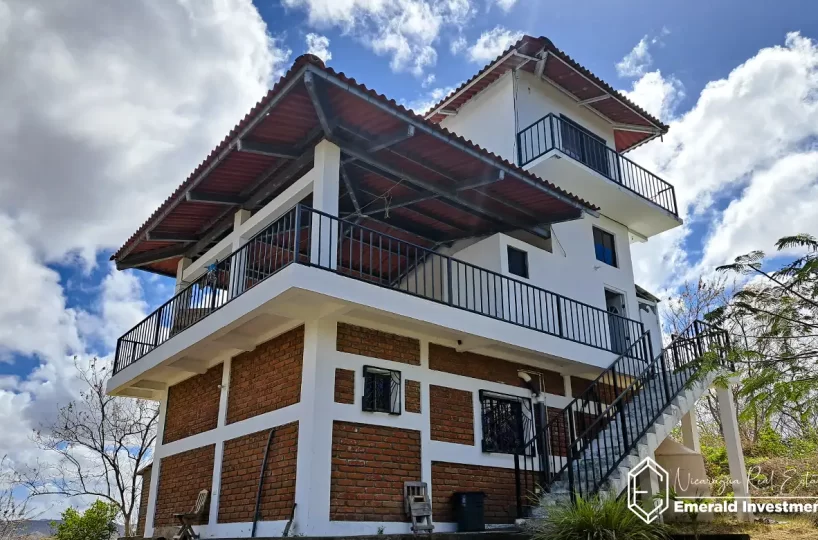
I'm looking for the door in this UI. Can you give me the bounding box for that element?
[605,290,629,354]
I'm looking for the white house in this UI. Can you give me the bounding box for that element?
[109,36,750,539]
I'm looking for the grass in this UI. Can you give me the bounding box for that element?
[669,514,818,539]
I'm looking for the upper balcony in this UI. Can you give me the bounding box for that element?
[517,114,680,239]
[113,204,646,381]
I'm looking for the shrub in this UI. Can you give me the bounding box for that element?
[530,495,670,540]
[52,500,119,540]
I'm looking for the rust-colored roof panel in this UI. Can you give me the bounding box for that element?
[113,53,598,277]
[424,35,668,153]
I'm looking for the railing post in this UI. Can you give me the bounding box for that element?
[293,204,302,265]
[611,367,629,451]
[536,400,549,491]
[114,338,122,374]
[152,310,161,348]
[514,453,523,519]
[446,257,453,305]
[556,296,564,337]
[566,409,577,502]
[549,115,556,151]
[517,132,523,166]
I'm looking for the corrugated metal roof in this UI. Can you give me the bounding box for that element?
[113,54,599,276]
[424,35,669,153]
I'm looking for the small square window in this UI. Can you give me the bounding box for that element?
[593,227,617,267]
[362,366,401,414]
[507,246,529,278]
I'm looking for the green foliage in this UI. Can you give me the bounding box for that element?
[52,500,118,540]
[530,495,670,540]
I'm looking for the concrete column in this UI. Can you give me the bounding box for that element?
[680,408,701,453]
[144,391,168,537]
[208,359,232,526]
[563,375,573,398]
[638,450,663,523]
[309,140,340,268]
[228,209,252,298]
[174,257,192,293]
[716,386,752,522]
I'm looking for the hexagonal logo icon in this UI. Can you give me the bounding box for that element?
[627,456,670,524]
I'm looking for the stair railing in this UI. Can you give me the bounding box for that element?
[513,319,729,514]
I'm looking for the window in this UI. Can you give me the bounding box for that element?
[507,246,529,278]
[480,391,533,454]
[593,227,617,267]
[362,366,401,414]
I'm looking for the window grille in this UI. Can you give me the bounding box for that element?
[480,390,534,454]
[362,366,401,414]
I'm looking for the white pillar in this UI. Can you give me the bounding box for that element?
[638,450,663,523]
[309,140,340,269]
[228,209,252,298]
[208,359,232,527]
[563,375,572,398]
[174,257,192,293]
[680,408,701,453]
[144,391,168,537]
[716,386,752,522]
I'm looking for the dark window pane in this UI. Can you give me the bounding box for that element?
[593,227,617,267]
[362,366,401,414]
[507,246,529,278]
[480,393,531,455]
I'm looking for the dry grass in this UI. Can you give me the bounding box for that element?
[670,514,818,539]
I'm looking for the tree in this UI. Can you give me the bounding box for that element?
[53,500,119,540]
[21,357,158,536]
[0,456,32,540]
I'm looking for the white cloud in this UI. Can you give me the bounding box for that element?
[422,73,436,88]
[466,26,523,63]
[283,0,473,76]
[621,70,685,122]
[407,85,457,115]
[630,32,818,292]
[0,0,286,517]
[305,32,332,62]
[495,0,517,12]
[616,29,670,78]
[450,35,467,54]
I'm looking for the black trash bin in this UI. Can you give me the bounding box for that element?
[452,491,486,532]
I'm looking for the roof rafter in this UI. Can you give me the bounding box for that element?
[116,244,190,270]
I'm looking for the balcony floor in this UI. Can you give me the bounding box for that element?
[107,264,620,399]
[526,151,682,239]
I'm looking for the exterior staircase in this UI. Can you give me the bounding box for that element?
[514,320,730,516]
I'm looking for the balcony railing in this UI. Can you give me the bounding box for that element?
[516,114,678,216]
[114,205,645,375]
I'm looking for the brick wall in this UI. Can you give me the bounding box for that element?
[154,445,215,527]
[135,465,151,537]
[164,365,222,443]
[571,376,617,404]
[431,462,526,524]
[405,380,421,413]
[334,368,355,404]
[227,326,304,424]
[336,323,420,365]
[330,421,421,521]
[429,385,473,445]
[429,344,563,394]
[218,422,299,523]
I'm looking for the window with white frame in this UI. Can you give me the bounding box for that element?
[479,390,534,454]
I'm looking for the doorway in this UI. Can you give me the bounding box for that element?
[605,289,629,354]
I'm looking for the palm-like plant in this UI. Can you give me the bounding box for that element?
[530,495,670,540]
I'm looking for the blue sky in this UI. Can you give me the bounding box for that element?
[1,0,818,516]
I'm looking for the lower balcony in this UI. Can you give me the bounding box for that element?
[112,205,646,387]
[517,114,681,238]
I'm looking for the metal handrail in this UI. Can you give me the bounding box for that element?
[114,204,646,374]
[516,113,678,216]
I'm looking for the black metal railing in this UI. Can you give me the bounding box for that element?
[512,320,730,513]
[516,114,678,216]
[114,204,645,374]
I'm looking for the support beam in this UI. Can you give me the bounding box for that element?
[167,358,208,374]
[120,388,156,400]
[577,94,611,106]
[680,409,701,453]
[116,244,190,270]
[366,125,415,153]
[534,51,549,78]
[340,165,362,214]
[611,123,663,135]
[145,231,199,243]
[186,191,244,205]
[456,170,505,191]
[132,380,167,391]
[358,193,438,216]
[304,71,334,137]
[213,332,257,351]
[236,139,299,159]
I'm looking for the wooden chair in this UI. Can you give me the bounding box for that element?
[404,481,434,534]
[173,489,209,540]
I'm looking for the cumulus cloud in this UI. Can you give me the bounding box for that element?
[283,0,473,76]
[495,0,517,12]
[616,29,669,78]
[467,26,523,63]
[305,32,332,62]
[630,32,818,293]
[407,85,457,115]
[621,70,685,122]
[0,0,287,516]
